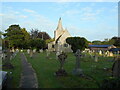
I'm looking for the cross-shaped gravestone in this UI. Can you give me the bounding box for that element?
[55,52,67,76]
[73,49,84,76]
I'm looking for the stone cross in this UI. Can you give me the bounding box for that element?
[73,49,83,76]
[55,52,67,76]
[58,52,67,70]
[75,49,82,69]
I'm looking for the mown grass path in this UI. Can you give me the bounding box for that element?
[19,53,38,88]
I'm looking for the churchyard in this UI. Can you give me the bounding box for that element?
[2,50,116,88]
[24,51,118,88]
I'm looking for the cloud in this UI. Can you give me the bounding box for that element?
[23,9,36,13]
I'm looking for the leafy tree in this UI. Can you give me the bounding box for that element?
[111,37,120,47]
[92,40,102,45]
[37,31,51,40]
[30,28,39,39]
[29,38,46,50]
[3,25,30,49]
[66,37,88,53]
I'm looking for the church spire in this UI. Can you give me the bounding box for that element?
[56,17,63,30]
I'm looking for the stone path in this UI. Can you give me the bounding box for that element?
[19,53,38,88]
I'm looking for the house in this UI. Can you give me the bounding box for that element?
[88,45,116,52]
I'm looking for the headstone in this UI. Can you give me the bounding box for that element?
[94,55,98,62]
[109,52,114,57]
[99,50,102,55]
[55,52,67,76]
[46,49,50,58]
[39,49,43,53]
[30,49,33,58]
[27,49,30,54]
[72,49,84,76]
[112,57,120,77]
[33,49,36,54]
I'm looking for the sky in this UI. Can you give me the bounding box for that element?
[0,1,118,41]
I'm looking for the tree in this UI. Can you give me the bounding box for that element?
[92,40,102,45]
[30,28,39,39]
[111,37,120,47]
[29,38,46,50]
[66,37,88,53]
[3,25,30,49]
[37,31,51,40]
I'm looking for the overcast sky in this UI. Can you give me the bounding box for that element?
[0,1,118,41]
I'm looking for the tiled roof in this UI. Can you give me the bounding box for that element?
[88,45,112,48]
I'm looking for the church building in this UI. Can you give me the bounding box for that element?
[48,18,72,52]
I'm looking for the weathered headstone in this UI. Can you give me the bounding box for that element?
[46,49,50,59]
[94,55,98,62]
[27,49,30,54]
[30,49,33,58]
[55,52,67,76]
[39,49,43,53]
[72,49,84,76]
[33,49,36,54]
[112,57,120,77]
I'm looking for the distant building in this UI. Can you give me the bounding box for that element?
[88,45,116,51]
[48,18,72,52]
[109,48,120,54]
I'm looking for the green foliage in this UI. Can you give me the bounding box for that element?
[111,37,120,47]
[3,25,30,49]
[92,40,102,45]
[29,38,46,50]
[37,31,51,40]
[66,37,88,53]
[100,77,120,88]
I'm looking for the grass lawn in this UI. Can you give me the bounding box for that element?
[25,51,114,88]
[2,52,22,88]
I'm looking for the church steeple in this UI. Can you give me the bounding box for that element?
[56,17,63,30]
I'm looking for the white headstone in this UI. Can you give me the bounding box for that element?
[33,49,36,53]
[27,49,30,54]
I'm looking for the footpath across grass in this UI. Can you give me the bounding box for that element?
[2,52,22,88]
[25,52,114,88]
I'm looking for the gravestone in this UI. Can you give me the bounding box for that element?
[33,49,36,54]
[94,55,98,62]
[30,49,33,58]
[27,49,30,54]
[109,52,114,57]
[72,49,84,76]
[112,57,120,77]
[55,52,67,76]
[39,49,43,53]
[99,50,102,55]
[46,49,50,59]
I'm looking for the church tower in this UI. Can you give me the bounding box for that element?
[54,17,65,41]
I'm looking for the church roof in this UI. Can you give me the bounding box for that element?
[56,17,63,30]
